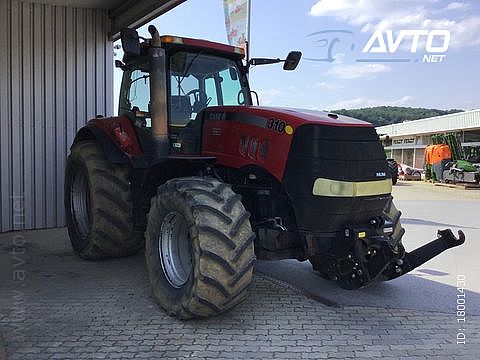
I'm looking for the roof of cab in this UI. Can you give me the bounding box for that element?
[160,35,245,58]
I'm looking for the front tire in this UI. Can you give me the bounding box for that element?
[145,177,255,319]
[64,140,143,259]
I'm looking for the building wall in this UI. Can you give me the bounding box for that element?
[376,110,480,138]
[0,0,113,232]
[386,129,480,169]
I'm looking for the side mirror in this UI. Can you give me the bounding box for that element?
[283,51,302,71]
[115,60,126,70]
[120,28,140,56]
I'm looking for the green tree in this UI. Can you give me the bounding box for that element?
[331,106,464,127]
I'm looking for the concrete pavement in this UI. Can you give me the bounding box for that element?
[1,182,479,359]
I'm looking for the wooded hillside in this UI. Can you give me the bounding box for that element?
[332,106,463,127]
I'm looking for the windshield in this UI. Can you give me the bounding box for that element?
[169,51,250,126]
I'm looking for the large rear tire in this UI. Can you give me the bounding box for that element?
[145,177,255,319]
[64,140,144,259]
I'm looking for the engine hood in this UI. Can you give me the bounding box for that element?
[203,106,373,128]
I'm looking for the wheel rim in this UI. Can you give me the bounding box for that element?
[70,167,92,239]
[159,212,193,288]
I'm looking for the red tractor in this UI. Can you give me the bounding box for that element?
[65,26,465,319]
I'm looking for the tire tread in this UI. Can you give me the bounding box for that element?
[65,140,143,259]
[145,176,255,319]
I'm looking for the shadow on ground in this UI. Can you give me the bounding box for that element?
[255,259,480,315]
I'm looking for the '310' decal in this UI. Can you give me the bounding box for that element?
[266,118,286,133]
[266,118,294,135]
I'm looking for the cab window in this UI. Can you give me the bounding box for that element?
[219,67,244,105]
[205,77,219,106]
[129,70,150,112]
[169,51,250,128]
[118,60,151,127]
[167,51,250,154]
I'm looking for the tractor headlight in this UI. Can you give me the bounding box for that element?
[312,178,392,197]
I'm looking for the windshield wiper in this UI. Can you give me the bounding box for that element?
[130,74,150,85]
[182,51,203,79]
[174,51,203,95]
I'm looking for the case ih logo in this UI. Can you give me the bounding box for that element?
[208,112,227,121]
[306,29,451,64]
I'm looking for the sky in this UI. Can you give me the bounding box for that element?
[113,0,480,113]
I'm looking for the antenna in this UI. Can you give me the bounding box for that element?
[246,0,252,63]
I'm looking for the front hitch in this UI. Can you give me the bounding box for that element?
[313,228,466,289]
[383,229,465,281]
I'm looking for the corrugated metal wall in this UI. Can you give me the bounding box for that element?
[0,0,113,232]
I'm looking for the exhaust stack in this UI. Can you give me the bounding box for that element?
[148,25,169,156]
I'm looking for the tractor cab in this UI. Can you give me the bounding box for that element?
[116,27,252,156]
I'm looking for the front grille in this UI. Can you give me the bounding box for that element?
[283,124,389,233]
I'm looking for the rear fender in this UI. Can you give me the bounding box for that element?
[72,116,142,164]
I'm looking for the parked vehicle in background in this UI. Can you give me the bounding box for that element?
[443,160,480,184]
[399,163,424,177]
[387,159,399,185]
